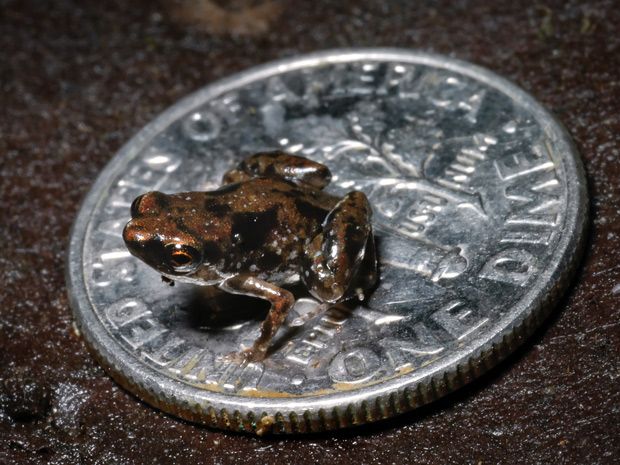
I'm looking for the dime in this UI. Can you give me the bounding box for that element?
[66,49,587,434]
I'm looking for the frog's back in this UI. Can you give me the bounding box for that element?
[201,178,339,281]
[208,177,338,222]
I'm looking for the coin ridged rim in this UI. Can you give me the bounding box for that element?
[66,48,588,434]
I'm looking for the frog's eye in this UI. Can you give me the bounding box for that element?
[165,243,201,272]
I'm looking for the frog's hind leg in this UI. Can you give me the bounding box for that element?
[302,191,376,303]
[218,274,294,363]
[222,151,331,189]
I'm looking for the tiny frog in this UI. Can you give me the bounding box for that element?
[123,151,377,362]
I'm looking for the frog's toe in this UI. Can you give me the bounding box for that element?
[228,347,267,367]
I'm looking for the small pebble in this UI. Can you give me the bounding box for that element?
[1,374,51,421]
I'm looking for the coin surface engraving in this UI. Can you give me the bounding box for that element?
[67,49,587,434]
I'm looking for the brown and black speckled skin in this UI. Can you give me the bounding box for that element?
[123,152,377,360]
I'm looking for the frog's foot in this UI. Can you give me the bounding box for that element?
[222,151,331,189]
[302,191,377,303]
[222,347,266,367]
[218,274,295,363]
[289,302,330,327]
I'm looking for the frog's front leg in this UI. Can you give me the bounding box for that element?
[222,151,331,189]
[302,191,376,303]
[218,274,294,362]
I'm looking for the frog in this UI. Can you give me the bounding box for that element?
[122,151,377,362]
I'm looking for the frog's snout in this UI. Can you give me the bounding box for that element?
[122,220,148,248]
[122,221,134,243]
[122,220,158,268]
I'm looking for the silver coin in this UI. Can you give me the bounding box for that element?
[67,49,587,434]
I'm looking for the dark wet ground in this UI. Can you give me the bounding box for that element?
[1,0,619,463]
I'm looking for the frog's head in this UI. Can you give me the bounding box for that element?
[123,191,204,276]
